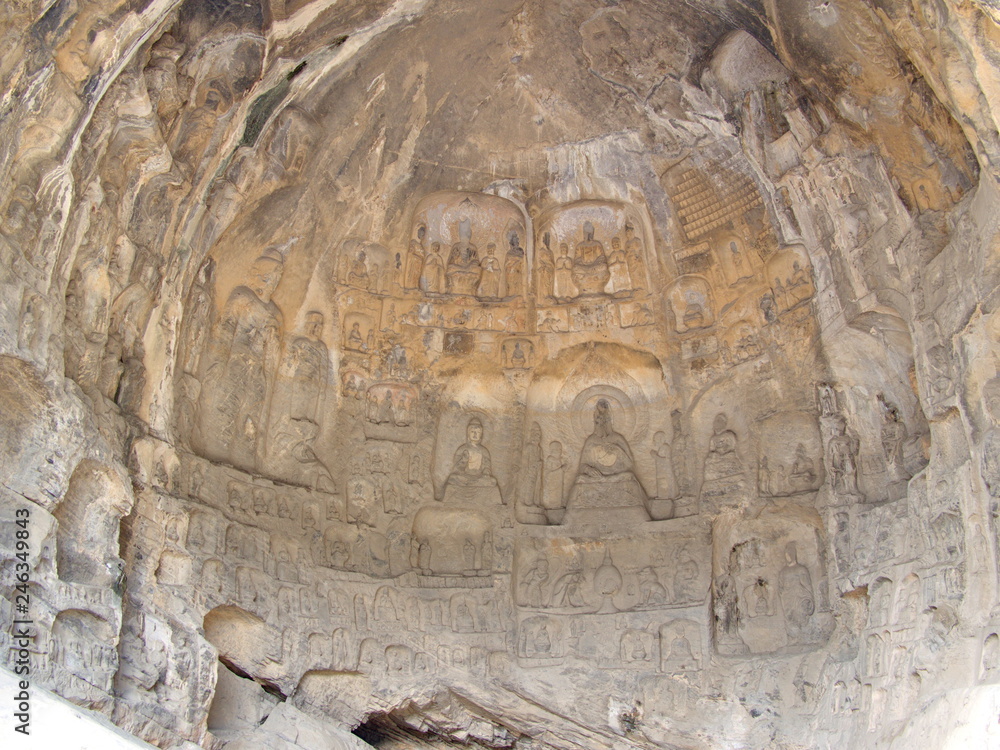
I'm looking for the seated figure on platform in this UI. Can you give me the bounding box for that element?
[442,416,503,504]
[578,399,636,479]
[562,399,649,524]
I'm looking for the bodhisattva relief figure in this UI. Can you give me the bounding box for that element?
[554,242,579,302]
[420,241,446,294]
[879,397,908,481]
[179,257,215,375]
[404,225,426,289]
[714,546,746,653]
[197,246,285,472]
[623,222,645,292]
[778,542,815,643]
[536,235,555,300]
[504,232,525,298]
[981,378,1000,499]
[572,221,610,295]
[446,218,481,295]
[284,311,329,423]
[604,236,632,296]
[703,413,744,481]
[651,431,674,498]
[442,417,503,504]
[522,423,544,508]
[828,416,862,498]
[543,441,566,512]
[476,244,501,300]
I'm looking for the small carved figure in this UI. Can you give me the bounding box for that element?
[476,244,501,299]
[551,565,586,608]
[651,431,673,498]
[520,556,549,607]
[604,236,632,296]
[622,222,646,292]
[827,417,861,497]
[504,231,525,297]
[817,383,837,416]
[878,396,908,480]
[404,225,427,289]
[536,234,555,299]
[714,547,742,649]
[420,242,447,294]
[778,542,815,642]
[522,423,544,508]
[554,243,579,302]
[543,441,566,511]
[638,567,667,605]
[446,417,496,487]
[704,413,744,481]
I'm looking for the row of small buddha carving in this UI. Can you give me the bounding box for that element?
[347,218,649,302]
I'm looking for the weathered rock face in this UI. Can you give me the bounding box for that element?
[3,1,1000,748]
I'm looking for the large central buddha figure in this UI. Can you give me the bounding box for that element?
[561,399,650,525]
[577,399,635,478]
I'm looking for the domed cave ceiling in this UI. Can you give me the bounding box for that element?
[2,0,1000,748]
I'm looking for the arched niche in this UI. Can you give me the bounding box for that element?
[54,459,132,586]
[402,191,528,300]
[666,274,716,333]
[534,199,650,303]
[521,342,670,524]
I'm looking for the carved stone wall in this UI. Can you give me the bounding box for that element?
[2,1,1000,749]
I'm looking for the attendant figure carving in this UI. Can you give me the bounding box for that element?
[623,222,646,293]
[420,241,447,294]
[476,244,501,299]
[536,234,555,300]
[520,557,549,607]
[554,242,579,302]
[827,417,862,498]
[197,245,286,471]
[604,236,632,296]
[404,225,426,289]
[503,231,525,297]
[778,542,815,643]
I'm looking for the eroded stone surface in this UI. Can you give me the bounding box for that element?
[2,1,1000,748]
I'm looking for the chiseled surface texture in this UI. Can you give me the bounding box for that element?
[2,1,1000,748]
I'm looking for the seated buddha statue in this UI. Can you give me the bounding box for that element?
[577,399,636,479]
[571,221,611,296]
[446,218,481,295]
[563,399,650,525]
[442,416,503,504]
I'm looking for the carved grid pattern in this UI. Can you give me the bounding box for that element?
[669,159,763,242]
